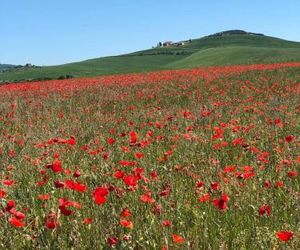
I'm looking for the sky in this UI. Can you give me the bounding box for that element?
[0,0,299,66]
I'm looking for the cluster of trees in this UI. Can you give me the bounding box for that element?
[0,63,41,73]
[208,30,264,37]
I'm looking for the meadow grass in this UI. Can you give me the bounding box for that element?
[0,65,299,249]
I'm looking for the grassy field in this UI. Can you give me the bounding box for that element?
[0,63,299,249]
[1,34,300,82]
[166,47,300,68]
[0,55,186,81]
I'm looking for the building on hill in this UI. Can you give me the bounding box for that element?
[162,41,187,47]
[162,41,173,47]
[173,42,185,47]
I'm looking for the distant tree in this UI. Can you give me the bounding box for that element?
[158,42,162,47]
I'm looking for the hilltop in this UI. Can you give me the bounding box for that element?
[1,30,300,82]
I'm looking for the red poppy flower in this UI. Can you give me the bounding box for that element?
[8,217,24,227]
[210,182,220,191]
[114,171,124,180]
[198,193,210,202]
[73,170,81,178]
[123,175,139,187]
[288,171,297,178]
[38,194,51,200]
[82,218,93,224]
[172,234,185,243]
[259,205,271,216]
[107,138,116,145]
[59,205,72,216]
[54,180,65,188]
[120,219,133,229]
[223,166,236,173]
[212,194,229,210]
[135,152,144,159]
[119,160,136,167]
[275,181,284,188]
[5,200,15,212]
[159,188,171,197]
[92,186,109,205]
[129,131,138,145]
[162,220,171,227]
[11,210,26,220]
[263,180,272,188]
[239,172,255,180]
[150,171,158,179]
[58,198,82,216]
[140,192,155,203]
[9,149,16,158]
[285,135,295,143]
[276,231,293,242]
[121,146,130,153]
[51,159,63,173]
[67,136,76,145]
[233,137,244,146]
[45,212,58,229]
[0,189,7,198]
[45,220,58,229]
[81,144,88,151]
[120,208,131,218]
[107,237,119,246]
[65,180,87,192]
[2,179,14,186]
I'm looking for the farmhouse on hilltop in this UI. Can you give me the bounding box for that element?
[162,41,173,47]
[161,40,188,47]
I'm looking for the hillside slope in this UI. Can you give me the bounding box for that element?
[166,47,300,68]
[1,32,300,82]
[0,55,186,81]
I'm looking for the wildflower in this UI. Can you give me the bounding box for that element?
[120,219,133,229]
[83,218,93,224]
[107,237,119,246]
[45,212,58,229]
[92,186,109,205]
[0,189,7,198]
[162,220,171,227]
[120,208,132,218]
[8,217,24,227]
[107,137,116,145]
[140,192,155,203]
[212,194,229,210]
[259,205,271,216]
[288,171,297,178]
[129,131,137,145]
[276,231,293,242]
[51,159,63,173]
[172,234,185,243]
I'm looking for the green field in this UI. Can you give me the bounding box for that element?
[166,47,300,68]
[1,33,300,82]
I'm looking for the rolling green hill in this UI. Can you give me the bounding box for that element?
[166,47,300,68]
[1,31,300,82]
[0,64,17,72]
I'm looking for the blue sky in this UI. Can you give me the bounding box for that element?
[0,0,299,65]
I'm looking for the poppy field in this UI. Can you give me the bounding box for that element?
[0,62,299,249]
